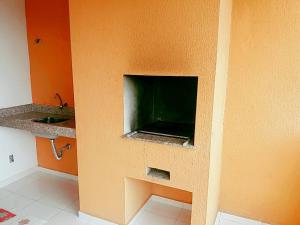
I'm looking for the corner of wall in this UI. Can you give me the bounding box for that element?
[206,0,232,224]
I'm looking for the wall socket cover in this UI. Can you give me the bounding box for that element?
[9,154,14,163]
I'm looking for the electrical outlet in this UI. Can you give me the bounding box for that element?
[9,154,14,163]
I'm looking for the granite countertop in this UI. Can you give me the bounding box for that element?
[0,104,76,139]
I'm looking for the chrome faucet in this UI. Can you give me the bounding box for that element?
[55,93,68,110]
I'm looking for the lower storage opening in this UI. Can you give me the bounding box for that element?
[125,178,192,225]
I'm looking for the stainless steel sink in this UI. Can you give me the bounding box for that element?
[32,117,69,124]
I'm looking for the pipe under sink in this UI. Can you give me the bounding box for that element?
[31,116,72,160]
[50,139,71,160]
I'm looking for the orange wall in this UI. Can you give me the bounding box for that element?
[36,137,78,175]
[220,0,300,225]
[25,0,74,107]
[25,0,77,175]
[151,183,192,204]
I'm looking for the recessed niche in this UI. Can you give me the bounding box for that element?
[147,167,170,180]
[123,75,198,147]
[125,177,192,225]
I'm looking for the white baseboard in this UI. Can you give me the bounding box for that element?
[217,212,270,225]
[79,211,119,225]
[37,167,78,181]
[0,167,38,188]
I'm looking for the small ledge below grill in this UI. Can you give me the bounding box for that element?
[124,121,195,148]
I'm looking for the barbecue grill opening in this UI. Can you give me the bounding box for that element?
[123,75,198,147]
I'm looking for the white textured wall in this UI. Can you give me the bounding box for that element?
[0,0,32,108]
[0,0,37,182]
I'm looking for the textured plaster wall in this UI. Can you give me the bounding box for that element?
[69,0,227,224]
[220,1,300,224]
[207,0,232,224]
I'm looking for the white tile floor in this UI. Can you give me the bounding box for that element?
[0,171,81,225]
[0,171,268,225]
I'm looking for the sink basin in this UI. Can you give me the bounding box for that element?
[32,117,69,124]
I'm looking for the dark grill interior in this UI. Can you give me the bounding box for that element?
[124,75,198,147]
